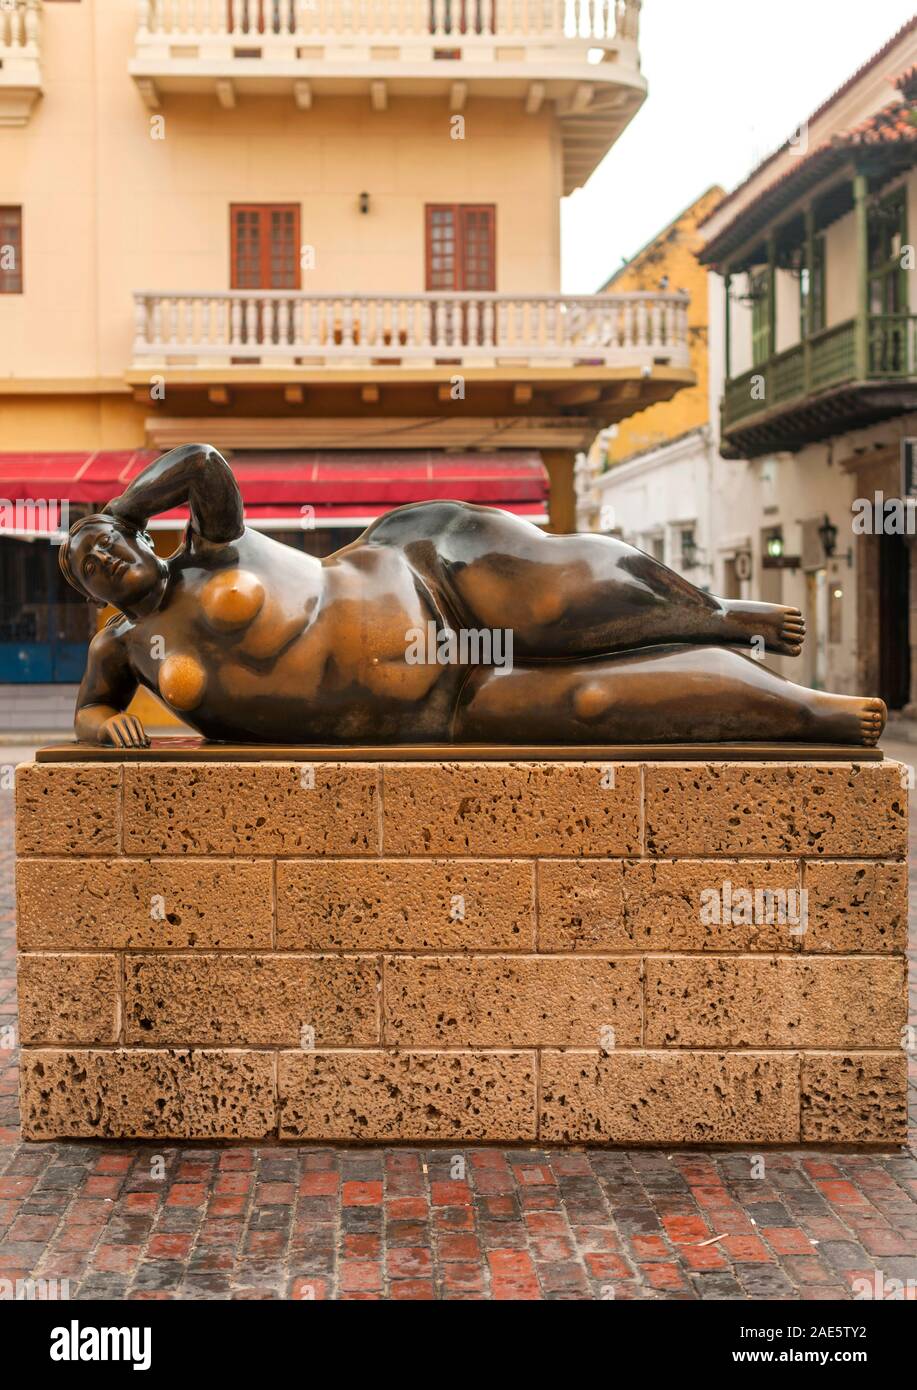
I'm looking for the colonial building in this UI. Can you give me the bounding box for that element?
[699,19,917,705]
[0,0,694,722]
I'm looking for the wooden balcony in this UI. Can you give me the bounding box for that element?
[130,0,646,192]
[132,287,689,369]
[0,0,42,126]
[721,314,917,458]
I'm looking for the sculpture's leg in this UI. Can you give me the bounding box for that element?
[455,644,886,746]
[378,503,805,659]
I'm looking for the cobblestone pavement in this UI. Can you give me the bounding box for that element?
[1,756,916,1301]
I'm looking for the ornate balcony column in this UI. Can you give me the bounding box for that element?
[803,203,815,394]
[766,231,777,363]
[723,266,732,382]
[853,171,870,380]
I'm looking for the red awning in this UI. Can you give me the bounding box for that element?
[0,449,549,532]
[0,451,157,504]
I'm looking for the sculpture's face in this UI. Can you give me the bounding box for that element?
[67,521,163,610]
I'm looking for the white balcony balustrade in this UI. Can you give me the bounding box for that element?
[0,0,42,126]
[136,0,640,47]
[132,288,689,370]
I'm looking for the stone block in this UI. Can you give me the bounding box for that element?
[800,1051,908,1144]
[381,762,641,856]
[125,954,380,1046]
[16,858,274,950]
[15,763,120,856]
[644,763,906,858]
[279,1050,537,1140]
[277,859,534,951]
[540,1050,799,1144]
[384,955,641,1047]
[123,763,379,855]
[19,1049,275,1140]
[17,954,120,1044]
[645,956,905,1048]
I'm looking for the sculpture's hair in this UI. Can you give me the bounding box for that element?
[58,513,154,603]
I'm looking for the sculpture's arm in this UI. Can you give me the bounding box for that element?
[103,444,244,544]
[74,624,149,748]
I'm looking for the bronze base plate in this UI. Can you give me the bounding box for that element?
[35,738,886,763]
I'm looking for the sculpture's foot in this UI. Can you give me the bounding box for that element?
[720,600,806,656]
[810,692,886,747]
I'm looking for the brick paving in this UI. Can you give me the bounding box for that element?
[1,774,916,1301]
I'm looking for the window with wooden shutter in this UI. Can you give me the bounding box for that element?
[425,205,495,291]
[0,207,23,295]
[230,204,300,290]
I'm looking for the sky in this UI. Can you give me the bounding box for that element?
[561,0,917,291]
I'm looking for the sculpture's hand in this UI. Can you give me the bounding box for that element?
[99,713,150,749]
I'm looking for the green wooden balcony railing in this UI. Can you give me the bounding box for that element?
[722,312,916,432]
[868,313,917,378]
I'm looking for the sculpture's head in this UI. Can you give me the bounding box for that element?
[59,514,167,614]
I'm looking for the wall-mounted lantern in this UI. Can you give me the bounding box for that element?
[680,528,704,570]
[766,531,784,561]
[817,514,838,558]
[818,513,853,568]
[762,526,800,570]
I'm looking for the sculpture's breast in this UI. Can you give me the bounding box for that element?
[200,569,265,631]
[158,651,208,712]
[199,566,313,662]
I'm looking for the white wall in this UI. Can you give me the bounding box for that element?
[729,274,754,377]
[594,428,717,584]
[825,212,858,326]
[775,268,801,354]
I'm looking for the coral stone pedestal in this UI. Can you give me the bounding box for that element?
[14,745,909,1146]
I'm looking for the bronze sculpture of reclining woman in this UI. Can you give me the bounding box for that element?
[58,444,886,748]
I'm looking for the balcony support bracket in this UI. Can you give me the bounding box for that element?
[215,79,236,110]
[134,77,160,111]
[525,82,545,115]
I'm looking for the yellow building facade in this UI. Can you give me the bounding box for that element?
[593,185,723,469]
